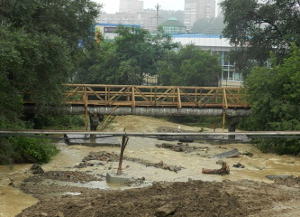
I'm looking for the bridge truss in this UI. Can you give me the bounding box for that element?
[63,84,249,109]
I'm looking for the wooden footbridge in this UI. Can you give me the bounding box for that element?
[24,84,250,117]
[59,84,249,109]
[23,84,250,132]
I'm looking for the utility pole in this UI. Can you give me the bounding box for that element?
[151,3,163,31]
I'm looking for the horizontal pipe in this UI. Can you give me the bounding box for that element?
[1,130,300,136]
[23,105,250,117]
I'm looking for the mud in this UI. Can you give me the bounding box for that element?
[16,176,300,217]
[4,115,300,216]
[16,151,300,217]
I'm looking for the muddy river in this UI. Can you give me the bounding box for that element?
[1,115,300,217]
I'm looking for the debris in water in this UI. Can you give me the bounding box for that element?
[202,162,230,175]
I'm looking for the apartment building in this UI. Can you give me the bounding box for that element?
[184,0,216,29]
[119,0,143,14]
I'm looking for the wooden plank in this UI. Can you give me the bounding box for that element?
[177,87,181,109]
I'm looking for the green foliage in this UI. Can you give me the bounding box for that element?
[76,40,120,84]
[0,137,59,164]
[76,26,179,85]
[0,0,101,115]
[0,0,100,164]
[29,114,85,130]
[221,0,300,76]
[244,45,300,155]
[252,138,300,155]
[158,44,221,86]
[191,16,225,35]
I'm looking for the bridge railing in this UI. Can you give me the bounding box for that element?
[62,84,249,109]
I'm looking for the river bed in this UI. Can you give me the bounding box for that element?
[1,115,300,217]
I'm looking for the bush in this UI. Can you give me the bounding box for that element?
[252,138,300,155]
[0,137,59,164]
[27,114,85,130]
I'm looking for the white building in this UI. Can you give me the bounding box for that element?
[119,0,143,14]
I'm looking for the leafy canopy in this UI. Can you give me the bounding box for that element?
[244,45,300,155]
[0,0,101,112]
[157,44,221,87]
[76,26,179,85]
[0,0,101,164]
[221,0,300,74]
[191,16,225,35]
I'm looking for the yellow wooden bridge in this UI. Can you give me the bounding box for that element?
[62,84,249,109]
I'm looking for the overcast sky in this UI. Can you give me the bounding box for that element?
[92,0,185,13]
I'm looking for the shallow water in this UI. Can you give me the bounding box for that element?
[1,134,300,216]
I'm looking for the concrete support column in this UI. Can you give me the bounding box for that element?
[89,113,104,138]
[226,117,240,139]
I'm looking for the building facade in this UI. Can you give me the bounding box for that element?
[119,0,143,14]
[184,0,216,30]
[160,17,186,34]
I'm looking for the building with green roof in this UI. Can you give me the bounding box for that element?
[160,17,186,34]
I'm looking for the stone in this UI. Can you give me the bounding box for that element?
[174,166,181,172]
[30,163,44,174]
[155,203,176,217]
[56,211,64,217]
[216,159,224,165]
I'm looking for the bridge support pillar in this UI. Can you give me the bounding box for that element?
[226,117,240,140]
[89,113,104,137]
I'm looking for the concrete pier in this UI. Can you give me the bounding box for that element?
[106,173,130,184]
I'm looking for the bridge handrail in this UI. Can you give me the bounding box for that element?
[57,84,249,109]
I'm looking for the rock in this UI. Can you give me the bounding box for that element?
[30,163,44,174]
[56,211,64,217]
[169,166,175,171]
[216,159,224,165]
[155,203,176,217]
[40,212,48,216]
[8,177,15,187]
[174,166,181,172]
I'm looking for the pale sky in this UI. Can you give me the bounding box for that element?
[92,0,185,13]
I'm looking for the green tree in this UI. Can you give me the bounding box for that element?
[191,16,224,35]
[0,0,101,164]
[221,0,300,75]
[77,26,179,85]
[191,18,211,34]
[244,45,300,155]
[157,45,221,86]
[114,26,178,84]
[75,40,120,84]
[0,0,101,110]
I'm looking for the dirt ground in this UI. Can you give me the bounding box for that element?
[15,116,300,217]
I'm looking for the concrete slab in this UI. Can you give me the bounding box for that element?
[211,148,242,158]
[106,172,130,185]
[266,175,292,180]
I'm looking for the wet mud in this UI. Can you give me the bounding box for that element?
[2,115,300,216]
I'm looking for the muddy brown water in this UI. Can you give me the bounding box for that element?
[1,115,300,217]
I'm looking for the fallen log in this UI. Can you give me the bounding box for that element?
[202,162,230,175]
